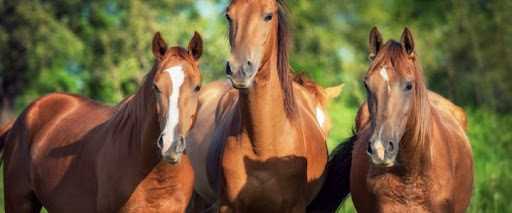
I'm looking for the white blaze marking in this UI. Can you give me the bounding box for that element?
[373,127,385,160]
[161,65,185,153]
[379,67,391,91]
[315,106,326,128]
[379,67,389,81]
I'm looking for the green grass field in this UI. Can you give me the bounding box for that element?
[0,100,510,212]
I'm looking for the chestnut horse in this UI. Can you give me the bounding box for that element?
[187,0,338,212]
[310,27,473,212]
[2,32,204,213]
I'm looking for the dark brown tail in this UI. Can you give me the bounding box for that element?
[307,133,357,213]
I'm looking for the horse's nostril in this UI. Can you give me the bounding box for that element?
[388,141,394,151]
[225,62,233,75]
[367,143,373,154]
[247,60,252,67]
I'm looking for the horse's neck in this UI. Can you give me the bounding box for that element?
[398,99,433,176]
[108,79,160,163]
[238,58,296,154]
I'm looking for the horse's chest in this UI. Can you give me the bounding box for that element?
[369,175,453,212]
[373,184,428,212]
[224,162,306,210]
[221,148,308,209]
[111,161,194,212]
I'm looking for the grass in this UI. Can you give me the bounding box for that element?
[0,100,510,212]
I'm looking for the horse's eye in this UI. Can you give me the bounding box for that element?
[225,13,232,22]
[405,81,413,91]
[264,13,273,22]
[194,85,201,92]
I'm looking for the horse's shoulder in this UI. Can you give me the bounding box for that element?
[431,106,471,159]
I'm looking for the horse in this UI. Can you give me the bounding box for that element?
[187,0,338,212]
[186,76,342,212]
[2,32,204,213]
[311,27,473,212]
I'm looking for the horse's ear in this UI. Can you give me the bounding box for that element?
[369,26,383,61]
[188,31,203,60]
[152,32,167,59]
[400,27,415,57]
[325,84,344,99]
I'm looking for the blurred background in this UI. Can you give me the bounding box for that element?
[0,0,510,212]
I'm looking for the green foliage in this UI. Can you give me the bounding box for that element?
[467,109,512,211]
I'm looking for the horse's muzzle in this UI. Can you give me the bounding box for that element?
[225,61,256,89]
[367,139,397,167]
[160,136,186,164]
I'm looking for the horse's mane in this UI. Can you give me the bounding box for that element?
[371,41,432,167]
[277,0,297,118]
[293,73,327,106]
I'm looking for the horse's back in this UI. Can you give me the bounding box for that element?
[5,92,112,159]
[3,92,113,212]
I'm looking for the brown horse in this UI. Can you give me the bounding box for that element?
[187,0,333,212]
[311,27,473,212]
[2,32,204,213]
